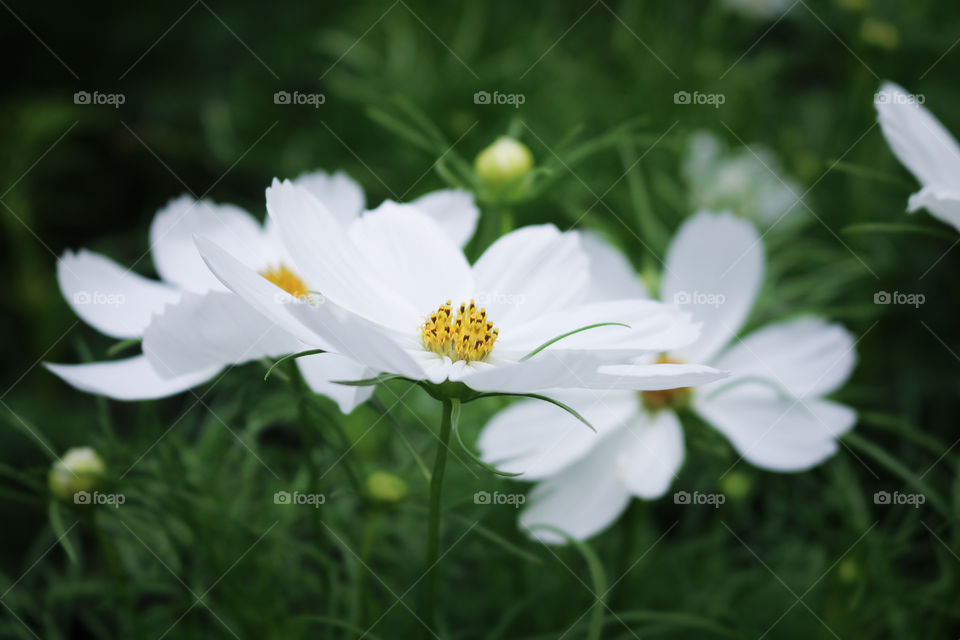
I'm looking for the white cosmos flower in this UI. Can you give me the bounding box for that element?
[161,178,727,398]
[683,130,805,228]
[46,171,479,412]
[876,82,960,233]
[479,212,857,543]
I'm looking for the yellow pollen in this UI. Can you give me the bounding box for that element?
[420,300,499,363]
[260,265,309,298]
[641,354,692,411]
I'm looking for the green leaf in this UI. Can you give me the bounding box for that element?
[467,392,596,433]
[450,399,523,477]
[611,611,741,638]
[529,525,607,640]
[263,349,327,381]
[48,501,79,565]
[520,322,631,361]
[842,222,956,241]
[843,431,951,518]
[331,373,405,387]
[106,338,141,356]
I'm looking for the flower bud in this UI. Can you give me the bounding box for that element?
[366,471,408,506]
[719,470,751,501]
[475,137,533,189]
[49,447,105,501]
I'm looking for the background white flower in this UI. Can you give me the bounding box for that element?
[179,179,727,398]
[479,211,858,543]
[47,172,478,413]
[876,82,960,233]
[683,130,805,228]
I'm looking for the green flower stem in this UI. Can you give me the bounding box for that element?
[422,398,453,633]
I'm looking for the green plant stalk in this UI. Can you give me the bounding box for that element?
[422,398,453,635]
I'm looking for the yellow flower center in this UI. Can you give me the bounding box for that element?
[420,300,499,363]
[260,265,309,298]
[641,354,692,411]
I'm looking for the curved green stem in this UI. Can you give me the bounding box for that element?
[422,398,453,634]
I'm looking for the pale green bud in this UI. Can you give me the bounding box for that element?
[475,137,534,189]
[366,471,408,506]
[49,447,105,501]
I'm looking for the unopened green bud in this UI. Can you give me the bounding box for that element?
[719,470,751,501]
[475,137,533,189]
[366,471,408,506]
[49,447,105,501]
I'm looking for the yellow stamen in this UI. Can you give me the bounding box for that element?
[260,265,309,298]
[420,300,499,363]
[641,354,692,411]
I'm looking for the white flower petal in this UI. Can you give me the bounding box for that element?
[142,291,304,378]
[876,83,960,192]
[197,235,425,380]
[472,225,589,331]
[496,299,701,358]
[907,186,960,232]
[44,355,219,401]
[296,353,375,414]
[265,178,416,329]
[519,429,633,544]
[292,170,365,225]
[410,189,479,247]
[150,196,269,293]
[616,410,684,499]
[461,354,725,394]
[58,249,180,339]
[284,299,426,380]
[478,390,637,479]
[349,201,474,316]
[710,317,856,398]
[579,231,648,302]
[695,382,856,472]
[660,211,763,363]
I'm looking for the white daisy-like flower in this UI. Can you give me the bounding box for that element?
[46,172,479,412]
[154,179,727,400]
[478,212,857,543]
[683,130,805,228]
[876,82,960,233]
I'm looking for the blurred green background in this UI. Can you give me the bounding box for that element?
[2,0,960,637]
